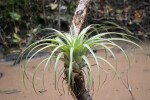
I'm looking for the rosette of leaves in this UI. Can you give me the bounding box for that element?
[20,24,143,96]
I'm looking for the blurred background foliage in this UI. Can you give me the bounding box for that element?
[0,0,76,55]
[0,0,150,56]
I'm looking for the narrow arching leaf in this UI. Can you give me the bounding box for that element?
[82,67,91,89]
[82,55,93,89]
[94,43,118,71]
[43,45,62,88]
[88,56,117,75]
[68,48,73,91]
[83,44,101,87]
[33,57,49,95]
[26,43,52,60]
[103,41,131,69]
[23,44,55,87]
[54,52,63,89]
[105,38,143,50]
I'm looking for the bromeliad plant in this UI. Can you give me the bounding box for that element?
[20,24,143,100]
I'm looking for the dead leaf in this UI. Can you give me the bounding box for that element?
[135,11,141,18]
[134,11,142,23]
[50,3,58,10]
[13,33,21,41]
[138,31,144,35]
[21,39,26,44]
[107,5,113,12]
[3,42,8,46]
[116,14,124,22]
[98,10,104,14]
[10,50,20,53]
[124,7,131,14]
[14,26,19,33]
[129,20,132,25]
[27,33,31,37]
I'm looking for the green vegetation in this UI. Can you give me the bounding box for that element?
[0,0,149,56]
[1,0,147,99]
[19,23,143,99]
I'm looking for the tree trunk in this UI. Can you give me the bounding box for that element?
[71,0,92,35]
[64,68,92,100]
[66,0,92,100]
[72,75,92,100]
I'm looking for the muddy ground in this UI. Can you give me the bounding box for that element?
[0,41,150,100]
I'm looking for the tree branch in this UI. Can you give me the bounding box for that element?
[71,0,92,35]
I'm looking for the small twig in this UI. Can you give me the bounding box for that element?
[58,0,61,31]
[0,26,6,42]
[42,0,46,24]
[0,32,5,42]
[120,70,135,100]
[57,68,65,96]
[136,23,146,32]
[91,64,97,66]
[101,73,108,87]
[62,76,65,96]
[0,26,6,38]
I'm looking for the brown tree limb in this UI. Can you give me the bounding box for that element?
[65,1,93,100]
[71,0,92,35]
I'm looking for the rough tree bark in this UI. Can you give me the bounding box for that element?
[64,66,92,100]
[71,0,92,35]
[67,0,93,100]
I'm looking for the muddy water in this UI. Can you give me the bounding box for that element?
[0,42,150,100]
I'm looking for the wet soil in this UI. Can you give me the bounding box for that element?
[0,42,150,100]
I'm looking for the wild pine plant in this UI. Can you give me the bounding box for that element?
[19,24,143,100]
